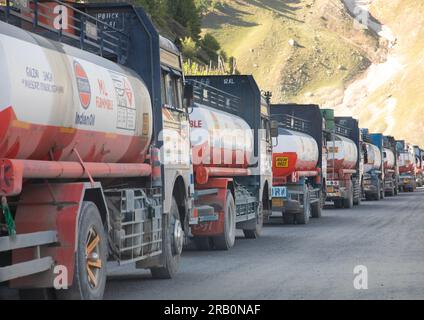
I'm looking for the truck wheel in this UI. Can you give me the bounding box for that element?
[334,199,343,208]
[213,192,236,250]
[193,237,212,251]
[243,203,263,239]
[353,195,361,206]
[343,188,354,209]
[56,201,107,300]
[151,197,183,279]
[296,199,310,225]
[311,201,322,218]
[282,211,295,224]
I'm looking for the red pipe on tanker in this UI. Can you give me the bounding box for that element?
[297,171,319,177]
[196,166,251,185]
[6,159,152,179]
[340,169,357,175]
[0,158,152,196]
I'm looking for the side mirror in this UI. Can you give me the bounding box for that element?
[270,120,279,138]
[183,83,194,109]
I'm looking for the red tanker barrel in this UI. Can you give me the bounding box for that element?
[384,148,395,169]
[0,21,153,164]
[272,129,319,177]
[399,151,415,173]
[327,134,358,171]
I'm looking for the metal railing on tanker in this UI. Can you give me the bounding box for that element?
[0,0,129,64]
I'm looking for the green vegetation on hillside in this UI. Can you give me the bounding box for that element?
[132,0,230,69]
[201,0,380,103]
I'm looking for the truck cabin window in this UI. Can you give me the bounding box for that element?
[161,70,183,110]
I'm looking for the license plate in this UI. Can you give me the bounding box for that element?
[272,198,284,208]
[272,186,288,198]
[275,156,289,168]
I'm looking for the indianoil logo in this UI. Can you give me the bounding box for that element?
[74,61,91,109]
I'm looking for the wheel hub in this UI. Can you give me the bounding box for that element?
[172,219,184,256]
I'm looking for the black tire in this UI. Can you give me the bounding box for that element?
[334,199,344,208]
[151,197,182,279]
[353,196,361,205]
[282,211,295,224]
[343,188,354,209]
[243,203,263,239]
[213,192,236,250]
[19,288,55,300]
[56,201,107,300]
[192,237,212,251]
[311,201,322,218]
[296,198,310,225]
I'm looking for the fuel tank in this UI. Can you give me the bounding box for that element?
[272,128,319,177]
[327,134,358,170]
[0,21,153,163]
[189,103,253,168]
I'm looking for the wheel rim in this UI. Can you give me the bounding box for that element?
[227,200,235,241]
[257,203,263,227]
[85,227,102,289]
[172,218,184,256]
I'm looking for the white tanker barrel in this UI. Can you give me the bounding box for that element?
[272,129,319,177]
[399,151,415,173]
[327,134,358,170]
[0,21,153,163]
[384,148,395,169]
[364,143,382,173]
[189,103,253,168]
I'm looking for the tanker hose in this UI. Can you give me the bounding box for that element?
[1,197,16,237]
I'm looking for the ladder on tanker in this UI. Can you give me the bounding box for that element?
[0,0,129,64]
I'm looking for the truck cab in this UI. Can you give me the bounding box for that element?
[362,130,385,200]
[271,104,325,224]
[322,111,362,208]
[0,1,191,299]
[185,75,272,250]
[383,136,399,196]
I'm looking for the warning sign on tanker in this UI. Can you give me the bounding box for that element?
[275,156,289,168]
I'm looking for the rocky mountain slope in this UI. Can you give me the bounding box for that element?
[202,0,424,145]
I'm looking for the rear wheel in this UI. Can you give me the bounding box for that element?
[56,201,107,300]
[343,187,354,209]
[151,197,183,279]
[192,237,212,251]
[296,195,310,225]
[243,203,263,239]
[334,199,343,208]
[311,197,322,218]
[282,211,295,224]
[213,192,236,250]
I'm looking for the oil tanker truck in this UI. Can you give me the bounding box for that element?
[383,136,399,196]
[270,104,325,225]
[413,145,424,187]
[0,2,194,299]
[397,141,417,192]
[361,130,385,200]
[323,111,362,208]
[185,76,272,249]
